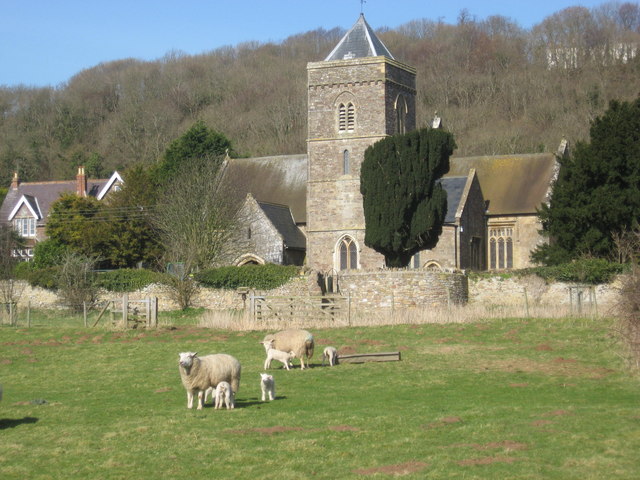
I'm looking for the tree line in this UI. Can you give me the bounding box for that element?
[1,2,639,186]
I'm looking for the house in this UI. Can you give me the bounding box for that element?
[0,167,122,259]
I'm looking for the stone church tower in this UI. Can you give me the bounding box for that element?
[306,14,417,272]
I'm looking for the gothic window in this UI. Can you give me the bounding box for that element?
[489,226,513,269]
[395,95,408,134]
[339,236,358,270]
[338,102,355,132]
[343,149,350,174]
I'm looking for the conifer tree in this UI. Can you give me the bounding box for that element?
[533,95,640,265]
[360,127,456,267]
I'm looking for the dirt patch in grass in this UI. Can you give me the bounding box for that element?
[339,346,357,355]
[328,425,360,432]
[227,426,306,436]
[353,461,429,476]
[509,383,529,388]
[424,417,462,429]
[535,344,553,351]
[455,441,528,451]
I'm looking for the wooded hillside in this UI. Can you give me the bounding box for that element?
[1,2,639,184]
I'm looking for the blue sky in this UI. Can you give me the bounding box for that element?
[1,0,609,87]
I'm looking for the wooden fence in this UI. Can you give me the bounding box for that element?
[250,294,350,324]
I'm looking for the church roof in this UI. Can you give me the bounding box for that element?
[446,153,557,216]
[258,201,307,250]
[324,14,394,61]
[439,176,468,223]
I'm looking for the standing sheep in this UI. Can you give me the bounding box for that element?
[261,329,314,370]
[178,352,241,410]
[260,373,275,401]
[322,346,339,366]
[214,381,234,409]
[262,339,296,370]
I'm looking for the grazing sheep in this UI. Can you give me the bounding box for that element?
[261,329,314,370]
[178,352,241,410]
[260,373,275,401]
[263,339,296,370]
[322,346,339,366]
[214,381,234,409]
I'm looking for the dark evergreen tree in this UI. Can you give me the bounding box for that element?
[360,127,456,267]
[151,120,233,185]
[533,95,640,265]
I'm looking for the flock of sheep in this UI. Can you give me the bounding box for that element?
[178,328,338,410]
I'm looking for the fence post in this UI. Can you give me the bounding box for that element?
[27,299,31,328]
[151,297,158,327]
[83,301,88,327]
[348,291,352,327]
[523,287,530,318]
[122,294,128,327]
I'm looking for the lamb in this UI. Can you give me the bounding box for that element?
[260,373,275,401]
[262,339,296,371]
[322,346,339,366]
[214,381,235,409]
[261,329,314,370]
[178,352,241,410]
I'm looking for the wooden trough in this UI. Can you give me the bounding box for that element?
[337,351,402,364]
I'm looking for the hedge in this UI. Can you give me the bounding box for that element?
[195,264,299,290]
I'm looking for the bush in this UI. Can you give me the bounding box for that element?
[95,269,166,292]
[14,262,59,290]
[195,264,299,290]
[518,258,626,284]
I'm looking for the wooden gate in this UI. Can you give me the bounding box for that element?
[250,294,349,323]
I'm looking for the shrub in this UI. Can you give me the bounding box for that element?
[518,258,626,284]
[195,264,299,290]
[95,269,166,292]
[14,262,59,290]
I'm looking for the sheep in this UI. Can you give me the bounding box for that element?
[214,381,235,409]
[261,329,314,370]
[262,339,296,371]
[178,352,241,410]
[322,346,339,366]
[260,373,275,401]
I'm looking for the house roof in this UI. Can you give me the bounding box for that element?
[258,201,307,250]
[324,14,394,61]
[446,153,557,216]
[223,154,308,223]
[1,177,112,223]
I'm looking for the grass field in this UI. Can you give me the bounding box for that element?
[0,316,638,479]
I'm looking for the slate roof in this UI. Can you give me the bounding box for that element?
[223,154,308,223]
[439,176,468,223]
[446,153,557,216]
[1,178,111,224]
[324,14,394,61]
[258,201,306,250]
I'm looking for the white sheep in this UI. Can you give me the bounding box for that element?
[322,346,339,366]
[262,339,296,370]
[260,373,275,401]
[261,329,314,370]
[214,381,234,409]
[178,352,241,410]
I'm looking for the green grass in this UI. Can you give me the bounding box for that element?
[0,318,639,479]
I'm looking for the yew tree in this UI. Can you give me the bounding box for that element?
[533,95,640,265]
[360,127,456,267]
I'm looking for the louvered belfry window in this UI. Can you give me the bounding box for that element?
[338,102,355,132]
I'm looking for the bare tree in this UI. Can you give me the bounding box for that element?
[152,156,242,308]
[0,224,25,322]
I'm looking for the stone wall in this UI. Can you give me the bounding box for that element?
[13,272,622,315]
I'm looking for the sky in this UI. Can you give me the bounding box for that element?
[1,0,610,88]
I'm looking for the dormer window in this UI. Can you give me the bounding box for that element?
[338,102,355,132]
[14,217,36,237]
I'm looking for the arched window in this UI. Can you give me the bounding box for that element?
[338,102,355,132]
[343,149,350,174]
[395,95,408,134]
[338,236,358,270]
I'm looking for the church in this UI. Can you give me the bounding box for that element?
[223,14,560,274]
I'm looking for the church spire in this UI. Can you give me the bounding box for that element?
[324,14,394,62]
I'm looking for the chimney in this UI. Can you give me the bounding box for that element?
[10,171,19,190]
[76,166,87,197]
